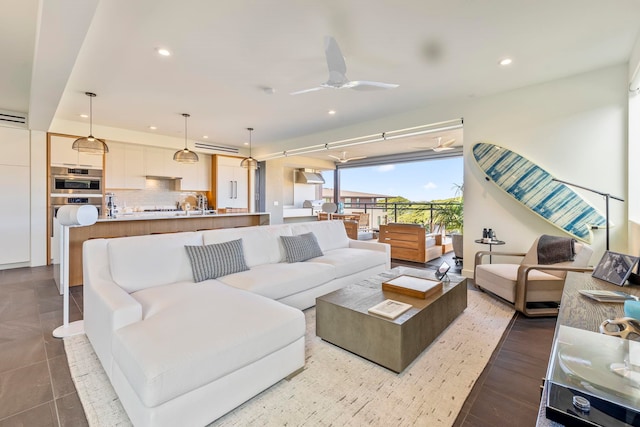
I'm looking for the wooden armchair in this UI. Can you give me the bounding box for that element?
[378,223,442,263]
[474,236,593,317]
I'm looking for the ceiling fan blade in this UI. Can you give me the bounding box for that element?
[328,154,342,160]
[441,138,456,147]
[348,80,399,91]
[290,86,326,95]
[348,155,367,161]
[324,36,347,76]
[433,146,455,152]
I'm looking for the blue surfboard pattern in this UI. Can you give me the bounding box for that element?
[473,142,606,243]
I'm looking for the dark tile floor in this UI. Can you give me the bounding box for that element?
[0,258,556,426]
[0,266,86,426]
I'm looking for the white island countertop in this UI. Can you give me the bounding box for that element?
[97,211,269,222]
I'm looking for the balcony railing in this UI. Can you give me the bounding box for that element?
[341,201,462,232]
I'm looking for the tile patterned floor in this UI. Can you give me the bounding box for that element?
[0,256,555,426]
[0,266,86,426]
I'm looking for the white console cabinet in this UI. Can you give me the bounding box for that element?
[212,155,248,210]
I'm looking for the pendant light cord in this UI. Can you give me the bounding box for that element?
[89,95,93,136]
[183,113,190,149]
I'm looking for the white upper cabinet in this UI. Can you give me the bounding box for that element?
[105,142,145,189]
[50,135,104,169]
[144,146,182,178]
[0,126,30,265]
[0,126,29,167]
[179,153,211,191]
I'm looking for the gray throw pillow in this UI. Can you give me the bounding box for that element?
[280,232,324,263]
[185,239,249,282]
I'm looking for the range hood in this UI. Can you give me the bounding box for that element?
[295,170,325,184]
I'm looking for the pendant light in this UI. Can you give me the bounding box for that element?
[240,127,257,169]
[72,92,109,154]
[173,113,199,163]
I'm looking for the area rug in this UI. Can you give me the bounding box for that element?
[64,289,514,427]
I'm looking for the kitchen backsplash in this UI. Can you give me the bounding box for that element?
[108,179,203,210]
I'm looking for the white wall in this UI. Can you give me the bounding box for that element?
[30,130,47,266]
[264,156,334,224]
[462,65,628,275]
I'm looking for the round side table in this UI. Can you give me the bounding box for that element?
[474,239,506,263]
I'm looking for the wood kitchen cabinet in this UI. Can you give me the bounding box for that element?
[50,134,104,169]
[211,155,248,210]
[105,142,145,189]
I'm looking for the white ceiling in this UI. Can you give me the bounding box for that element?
[3,0,640,161]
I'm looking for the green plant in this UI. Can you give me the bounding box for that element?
[431,183,463,233]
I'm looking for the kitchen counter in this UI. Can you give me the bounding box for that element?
[63,212,270,287]
[97,211,229,221]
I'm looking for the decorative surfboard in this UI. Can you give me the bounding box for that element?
[473,142,607,243]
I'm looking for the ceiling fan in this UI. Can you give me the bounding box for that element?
[290,36,399,95]
[431,137,456,152]
[328,151,367,163]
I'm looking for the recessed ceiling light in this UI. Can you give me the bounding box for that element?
[244,142,249,146]
[499,58,513,66]
[149,126,157,130]
[328,110,336,115]
[202,135,208,139]
[156,48,171,57]
[79,114,88,118]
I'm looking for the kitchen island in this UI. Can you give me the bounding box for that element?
[63,212,270,287]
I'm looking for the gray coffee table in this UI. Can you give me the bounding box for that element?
[316,266,467,373]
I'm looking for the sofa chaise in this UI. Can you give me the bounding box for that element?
[83,220,390,426]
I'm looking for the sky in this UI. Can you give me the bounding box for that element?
[322,156,463,202]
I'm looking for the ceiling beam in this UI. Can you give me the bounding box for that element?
[28,0,99,131]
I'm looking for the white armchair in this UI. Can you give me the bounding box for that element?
[474,236,593,317]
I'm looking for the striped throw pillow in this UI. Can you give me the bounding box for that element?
[280,232,324,263]
[185,239,249,282]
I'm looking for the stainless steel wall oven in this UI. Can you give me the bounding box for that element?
[51,166,102,194]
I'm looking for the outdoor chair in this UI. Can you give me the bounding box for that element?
[351,211,370,230]
[474,235,593,317]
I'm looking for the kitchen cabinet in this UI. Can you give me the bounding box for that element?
[179,153,211,191]
[212,155,248,210]
[144,146,182,178]
[0,127,30,265]
[50,134,104,169]
[105,142,145,189]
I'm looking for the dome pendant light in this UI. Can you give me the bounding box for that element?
[240,127,258,169]
[173,113,199,163]
[72,92,109,154]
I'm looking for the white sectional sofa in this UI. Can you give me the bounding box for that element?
[83,220,390,427]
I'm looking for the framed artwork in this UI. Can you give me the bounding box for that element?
[436,261,451,280]
[592,251,640,286]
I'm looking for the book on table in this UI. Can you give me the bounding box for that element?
[382,275,443,299]
[578,289,638,303]
[368,299,413,319]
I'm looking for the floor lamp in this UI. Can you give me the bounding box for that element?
[52,205,98,339]
[551,178,624,251]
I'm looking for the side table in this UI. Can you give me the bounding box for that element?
[474,239,506,263]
